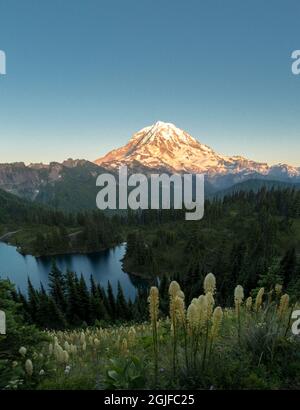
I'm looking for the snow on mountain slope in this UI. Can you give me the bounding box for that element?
[94,121,274,176]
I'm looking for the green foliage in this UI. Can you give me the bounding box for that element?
[104,357,147,389]
[0,280,47,389]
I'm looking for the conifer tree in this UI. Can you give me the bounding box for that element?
[116,281,129,320]
[48,261,67,312]
[78,275,91,324]
[65,270,81,326]
[107,281,116,321]
[281,247,297,287]
[27,279,39,323]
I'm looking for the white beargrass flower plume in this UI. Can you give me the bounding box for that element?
[234,285,244,310]
[174,292,188,369]
[201,291,215,371]
[148,286,159,386]
[278,294,289,319]
[168,281,183,379]
[62,350,69,364]
[255,288,264,312]
[19,347,27,357]
[148,287,159,325]
[205,292,215,321]
[197,295,208,330]
[174,294,186,324]
[54,343,69,364]
[245,296,252,311]
[187,302,198,333]
[128,327,136,346]
[207,305,223,355]
[80,332,86,345]
[71,344,77,354]
[94,338,100,348]
[204,273,216,295]
[234,285,244,344]
[197,273,219,370]
[211,306,223,341]
[169,281,181,298]
[25,359,33,376]
[184,298,201,370]
[169,281,184,334]
[207,306,223,362]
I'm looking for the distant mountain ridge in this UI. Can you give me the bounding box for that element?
[0,159,104,210]
[0,121,299,210]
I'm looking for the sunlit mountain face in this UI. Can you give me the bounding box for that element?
[0,121,299,207]
[94,121,300,186]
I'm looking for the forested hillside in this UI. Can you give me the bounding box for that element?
[0,188,122,255]
[123,188,300,304]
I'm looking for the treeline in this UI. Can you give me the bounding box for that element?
[31,211,123,255]
[27,208,188,256]
[221,186,300,218]
[12,263,151,329]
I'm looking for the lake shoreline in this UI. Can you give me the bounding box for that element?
[16,240,124,259]
[0,242,145,300]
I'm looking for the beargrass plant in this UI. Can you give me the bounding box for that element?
[148,286,159,386]
[168,281,184,380]
[234,285,244,344]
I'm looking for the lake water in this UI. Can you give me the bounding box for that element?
[0,242,148,300]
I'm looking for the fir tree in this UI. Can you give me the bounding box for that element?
[48,261,67,311]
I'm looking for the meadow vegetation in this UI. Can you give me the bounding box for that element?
[1,274,299,390]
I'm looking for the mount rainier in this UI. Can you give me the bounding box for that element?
[0,121,299,208]
[95,121,300,190]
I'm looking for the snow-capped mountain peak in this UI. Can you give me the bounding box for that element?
[131,121,197,145]
[94,122,300,184]
[95,121,225,172]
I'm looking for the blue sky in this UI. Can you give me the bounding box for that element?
[0,0,299,165]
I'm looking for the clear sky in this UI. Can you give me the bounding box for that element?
[0,0,299,166]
